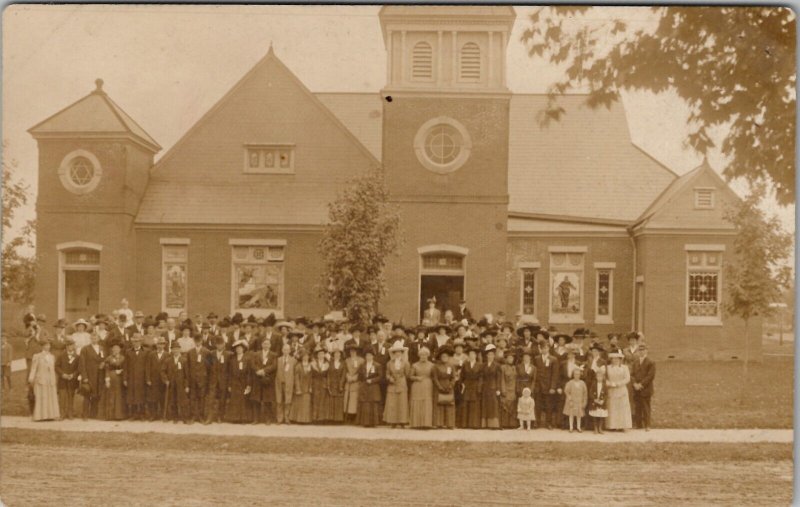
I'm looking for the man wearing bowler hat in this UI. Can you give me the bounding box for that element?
[631,343,655,431]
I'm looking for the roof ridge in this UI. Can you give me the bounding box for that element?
[102,93,161,150]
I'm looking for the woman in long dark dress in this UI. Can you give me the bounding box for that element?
[432,347,456,429]
[480,344,503,429]
[290,350,313,424]
[226,340,252,423]
[326,349,346,423]
[461,347,483,429]
[104,343,126,420]
[311,347,331,423]
[499,353,518,428]
[357,349,383,427]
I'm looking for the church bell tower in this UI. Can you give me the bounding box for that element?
[378,6,516,322]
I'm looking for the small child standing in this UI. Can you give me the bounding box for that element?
[563,368,587,432]
[588,366,608,434]
[517,387,535,430]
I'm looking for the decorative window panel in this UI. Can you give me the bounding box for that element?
[64,249,100,266]
[549,251,585,324]
[686,250,722,324]
[162,245,188,314]
[521,269,536,316]
[244,145,294,174]
[595,269,613,324]
[232,244,284,315]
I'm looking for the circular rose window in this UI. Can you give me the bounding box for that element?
[414,117,472,174]
[58,150,103,194]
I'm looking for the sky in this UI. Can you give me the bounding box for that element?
[2,5,795,248]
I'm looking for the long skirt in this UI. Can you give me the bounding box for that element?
[312,389,331,422]
[500,396,518,428]
[105,373,126,420]
[433,393,455,429]
[409,379,433,428]
[328,394,344,422]
[606,388,632,429]
[290,392,312,423]
[463,400,481,429]
[31,383,59,421]
[358,400,381,427]
[481,390,500,429]
[344,382,360,415]
[383,389,409,425]
[226,381,251,423]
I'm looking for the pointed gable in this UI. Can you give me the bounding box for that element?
[28,79,161,153]
[137,48,379,226]
[635,159,740,231]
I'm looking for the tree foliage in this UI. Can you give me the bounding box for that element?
[723,186,793,322]
[2,141,36,304]
[318,169,401,327]
[522,6,796,204]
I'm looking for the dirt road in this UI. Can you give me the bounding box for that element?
[1,441,791,506]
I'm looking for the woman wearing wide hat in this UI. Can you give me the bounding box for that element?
[499,351,518,428]
[310,346,331,423]
[290,348,313,424]
[326,348,346,423]
[383,340,410,427]
[460,345,483,429]
[356,348,383,427]
[104,343,126,421]
[605,352,633,431]
[225,340,252,423]
[480,344,503,429]
[343,343,364,424]
[408,346,435,428]
[432,346,456,429]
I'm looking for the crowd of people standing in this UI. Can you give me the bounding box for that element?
[17,300,656,433]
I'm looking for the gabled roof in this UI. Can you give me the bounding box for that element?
[28,79,161,153]
[315,93,383,160]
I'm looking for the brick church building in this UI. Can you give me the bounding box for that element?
[29,6,756,360]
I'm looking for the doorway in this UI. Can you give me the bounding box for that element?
[64,270,100,323]
[420,275,464,323]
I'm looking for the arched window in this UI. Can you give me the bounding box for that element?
[411,41,433,80]
[460,42,481,81]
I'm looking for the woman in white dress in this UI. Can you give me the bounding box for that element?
[28,340,60,421]
[605,352,632,430]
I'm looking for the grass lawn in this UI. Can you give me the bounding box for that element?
[2,355,793,428]
[0,429,792,506]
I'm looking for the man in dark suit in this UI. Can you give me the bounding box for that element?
[127,311,146,338]
[186,335,210,423]
[145,337,170,420]
[55,339,79,419]
[125,334,149,420]
[206,336,232,423]
[248,337,277,424]
[344,327,367,356]
[534,340,560,429]
[107,314,130,351]
[630,344,655,430]
[207,313,221,337]
[453,300,472,322]
[79,333,106,419]
[161,318,179,350]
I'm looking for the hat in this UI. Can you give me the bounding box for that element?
[484,344,497,353]
[206,312,218,320]
[388,341,408,354]
[372,314,389,324]
[313,344,326,355]
[180,324,193,332]
[133,310,144,318]
[392,322,406,332]
[131,334,143,342]
[555,333,573,344]
[345,342,361,353]
[201,322,211,330]
[480,327,498,338]
[156,336,167,345]
[608,351,624,359]
[288,330,304,338]
[455,320,469,331]
[231,312,244,325]
[565,343,580,355]
[36,314,47,323]
[590,343,605,352]
[435,346,454,360]
[95,314,109,325]
[626,331,642,341]
[638,343,647,351]
[53,318,68,328]
[452,337,466,349]
[73,318,89,329]
[232,339,248,350]
[171,344,183,353]
[367,325,378,334]
[276,321,294,330]
[520,347,534,357]
[431,324,449,334]
[220,317,231,328]
[64,337,75,346]
[262,313,277,327]
[516,324,540,337]
[143,317,156,329]
[155,312,169,322]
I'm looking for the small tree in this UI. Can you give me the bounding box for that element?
[2,141,36,304]
[318,168,401,327]
[724,186,792,402]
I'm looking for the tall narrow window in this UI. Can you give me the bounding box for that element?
[412,41,433,80]
[230,240,286,317]
[686,248,723,325]
[520,268,537,318]
[595,267,614,324]
[161,241,189,315]
[549,247,586,324]
[459,42,481,81]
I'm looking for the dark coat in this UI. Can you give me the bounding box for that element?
[588,378,609,412]
[533,354,560,393]
[145,349,170,404]
[125,347,149,405]
[78,344,106,396]
[357,362,382,402]
[186,347,211,392]
[515,362,536,396]
[55,351,80,391]
[461,360,483,402]
[248,350,277,403]
[208,350,232,397]
[630,357,656,397]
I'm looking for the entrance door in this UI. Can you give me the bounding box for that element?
[64,270,99,322]
[420,275,464,323]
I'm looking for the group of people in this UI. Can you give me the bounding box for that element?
[19,300,656,433]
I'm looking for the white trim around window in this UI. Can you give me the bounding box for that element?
[230,241,286,318]
[161,241,189,316]
[685,247,724,326]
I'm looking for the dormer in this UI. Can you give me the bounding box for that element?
[379,6,516,94]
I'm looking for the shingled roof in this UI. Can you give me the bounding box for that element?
[28,79,161,153]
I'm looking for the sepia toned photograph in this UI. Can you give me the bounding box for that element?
[0,4,795,505]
